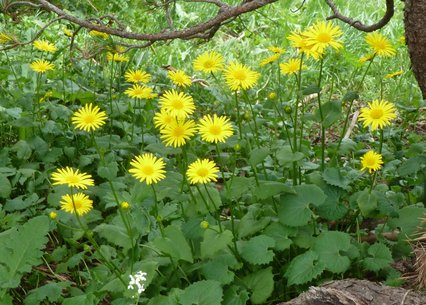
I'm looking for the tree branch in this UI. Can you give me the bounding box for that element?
[324,0,394,32]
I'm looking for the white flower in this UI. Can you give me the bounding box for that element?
[128,271,147,294]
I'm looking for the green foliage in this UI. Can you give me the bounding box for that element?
[180,280,223,305]
[363,243,393,272]
[313,231,351,273]
[241,267,274,304]
[284,250,325,285]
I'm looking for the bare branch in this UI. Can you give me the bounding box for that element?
[325,0,394,32]
[184,0,228,8]
[3,1,41,10]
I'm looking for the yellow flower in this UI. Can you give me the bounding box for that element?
[267,46,285,54]
[168,70,192,87]
[365,32,395,57]
[360,150,383,174]
[303,21,343,53]
[129,153,166,185]
[0,32,12,44]
[125,84,157,99]
[385,70,403,79]
[89,30,109,39]
[259,54,281,66]
[124,69,151,83]
[224,62,260,91]
[60,193,93,216]
[198,114,233,143]
[154,108,175,129]
[63,28,73,37]
[359,53,375,64]
[398,36,405,45]
[160,118,197,147]
[30,59,55,73]
[51,167,94,189]
[193,51,224,73]
[72,103,107,132]
[186,159,219,184]
[33,39,57,53]
[280,58,306,75]
[268,92,277,100]
[49,211,57,220]
[358,100,397,131]
[106,52,129,62]
[120,201,130,209]
[287,31,323,59]
[159,90,195,119]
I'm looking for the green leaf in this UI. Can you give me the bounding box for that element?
[322,167,351,190]
[223,286,250,305]
[240,235,275,265]
[284,250,325,285]
[180,280,222,305]
[0,174,11,198]
[363,243,393,272]
[12,140,32,160]
[342,91,359,103]
[24,282,69,305]
[153,225,193,263]
[248,147,270,167]
[201,253,238,285]
[241,267,274,304]
[263,222,293,251]
[93,223,132,250]
[62,294,96,305]
[278,184,326,226]
[254,181,295,200]
[276,146,304,166]
[200,229,233,259]
[224,177,255,200]
[302,84,321,95]
[0,216,50,289]
[316,186,348,221]
[388,206,426,238]
[357,189,378,217]
[237,204,270,238]
[97,162,118,180]
[317,100,342,128]
[313,231,351,273]
[398,155,426,176]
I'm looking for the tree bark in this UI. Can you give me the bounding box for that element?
[404,0,426,99]
[277,279,426,305]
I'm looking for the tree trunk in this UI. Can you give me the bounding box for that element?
[404,0,426,99]
[277,279,426,305]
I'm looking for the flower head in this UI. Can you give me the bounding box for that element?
[198,114,233,143]
[358,99,397,131]
[267,46,285,54]
[120,201,130,209]
[303,21,343,53]
[187,159,219,184]
[49,211,57,220]
[160,119,197,147]
[51,167,94,189]
[360,150,384,173]
[365,32,396,57]
[385,70,403,79]
[60,193,93,215]
[106,52,129,62]
[125,69,151,83]
[128,271,147,295]
[30,59,55,73]
[260,54,281,66]
[287,31,323,59]
[224,62,260,91]
[33,39,57,53]
[159,90,195,119]
[280,58,306,75]
[168,70,192,87]
[72,103,107,132]
[129,153,166,185]
[89,30,109,39]
[0,33,12,44]
[125,84,157,99]
[153,108,175,129]
[193,51,224,73]
[63,28,73,37]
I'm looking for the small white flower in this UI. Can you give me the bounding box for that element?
[128,271,148,294]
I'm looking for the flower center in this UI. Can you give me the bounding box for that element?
[171,99,184,110]
[67,176,80,184]
[142,165,154,176]
[73,199,82,209]
[375,41,386,50]
[83,114,96,124]
[209,125,222,135]
[365,157,376,166]
[233,70,247,81]
[196,168,209,177]
[203,60,214,69]
[370,109,384,119]
[317,33,331,43]
[172,126,185,137]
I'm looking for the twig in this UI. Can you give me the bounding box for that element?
[344,110,359,139]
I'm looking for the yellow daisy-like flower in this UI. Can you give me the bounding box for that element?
[358,99,397,131]
[89,30,109,39]
[224,62,260,91]
[153,108,175,129]
[60,193,93,216]
[72,103,107,132]
[359,53,375,64]
[106,52,129,62]
[160,119,197,147]
[49,211,57,220]
[159,90,195,119]
[63,28,73,37]
[120,201,130,209]
[30,59,55,73]
[33,39,57,53]
[198,114,233,143]
[280,58,306,75]
[260,54,281,67]
[385,70,403,79]
[360,150,384,174]
[267,46,285,54]
[0,32,12,44]
[51,167,94,189]
[129,153,166,185]
[124,84,157,99]
[168,70,192,87]
[365,32,396,57]
[303,21,343,53]
[287,31,323,59]
[193,51,224,73]
[186,159,219,184]
[124,69,151,83]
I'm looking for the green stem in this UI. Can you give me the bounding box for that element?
[204,183,223,232]
[378,129,384,154]
[244,91,260,147]
[234,92,243,140]
[108,60,115,147]
[151,184,165,237]
[229,202,239,255]
[317,57,325,171]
